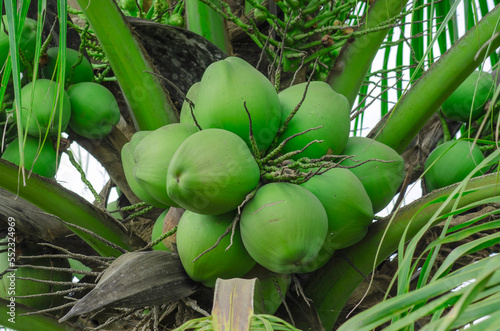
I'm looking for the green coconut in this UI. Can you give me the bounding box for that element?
[167,129,261,215]
[0,16,37,71]
[277,81,350,159]
[441,71,495,122]
[240,182,328,274]
[0,16,36,65]
[0,243,72,310]
[122,130,168,208]
[176,210,256,288]
[179,82,200,125]
[242,264,291,315]
[188,57,282,152]
[0,258,71,310]
[151,209,171,251]
[299,168,374,272]
[66,82,121,139]
[133,123,199,207]
[424,140,485,192]
[340,137,405,214]
[16,79,71,137]
[42,47,94,85]
[2,136,58,177]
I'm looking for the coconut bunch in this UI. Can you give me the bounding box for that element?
[123,56,405,313]
[1,46,121,178]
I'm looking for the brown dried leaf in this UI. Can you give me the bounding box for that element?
[59,251,199,322]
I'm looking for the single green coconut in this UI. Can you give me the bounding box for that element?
[0,16,37,71]
[340,137,405,214]
[176,210,256,287]
[16,79,71,137]
[67,82,121,139]
[122,130,168,208]
[2,136,58,177]
[0,242,72,310]
[299,168,374,272]
[424,140,485,192]
[167,129,261,215]
[240,182,328,274]
[133,123,199,207]
[441,71,494,122]
[187,57,282,152]
[277,81,350,159]
[42,47,94,85]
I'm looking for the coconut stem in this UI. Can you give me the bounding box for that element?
[146,225,178,251]
[65,149,102,204]
[122,205,154,222]
[260,125,323,164]
[271,138,324,165]
[54,218,128,255]
[244,101,262,161]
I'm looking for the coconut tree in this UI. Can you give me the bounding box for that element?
[0,0,500,330]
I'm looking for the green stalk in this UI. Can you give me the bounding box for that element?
[410,0,424,82]
[435,0,449,56]
[479,0,499,65]
[0,299,79,331]
[370,5,500,153]
[0,160,143,257]
[303,172,500,330]
[326,0,410,107]
[186,0,232,54]
[75,0,177,130]
[381,28,394,116]
[55,0,67,162]
[396,15,405,100]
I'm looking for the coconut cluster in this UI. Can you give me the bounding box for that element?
[1,46,120,178]
[124,56,405,313]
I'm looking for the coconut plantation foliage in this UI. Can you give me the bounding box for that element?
[0,0,500,330]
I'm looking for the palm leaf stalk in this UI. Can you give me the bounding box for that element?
[185,0,232,54]
[0,159,143,257]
